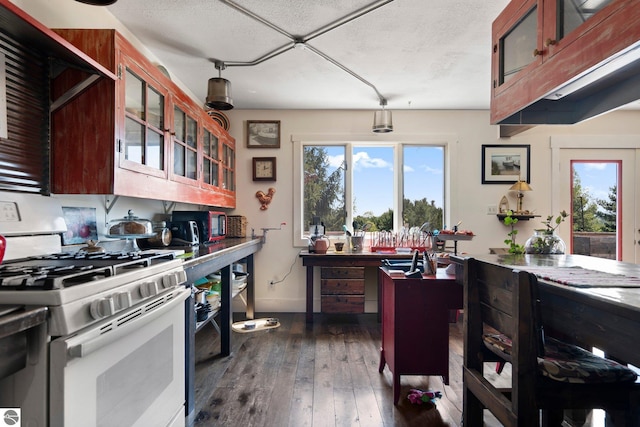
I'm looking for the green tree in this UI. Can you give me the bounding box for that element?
[596,185,617,232]
[572,170,602,232]
[303,147,344,231]
[402,198,443,231]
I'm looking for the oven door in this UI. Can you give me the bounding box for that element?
[49,288,189,427]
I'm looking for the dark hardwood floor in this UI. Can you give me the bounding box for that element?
[192,312,468,426]
[191,312,604,427]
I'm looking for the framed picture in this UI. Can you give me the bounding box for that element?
[62,207,98,245]
[481,144,530,184]
[246,120,281,148]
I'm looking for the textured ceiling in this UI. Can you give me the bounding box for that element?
[107,0,510,110]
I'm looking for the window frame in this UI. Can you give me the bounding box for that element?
[292,133,452,248]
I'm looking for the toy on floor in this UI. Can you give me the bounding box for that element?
[407,389,442,405]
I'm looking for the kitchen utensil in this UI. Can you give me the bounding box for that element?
[78,239,105,253]
[313,236,330,254]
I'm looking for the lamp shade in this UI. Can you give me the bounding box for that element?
[206,77,234,110]
[509,180,532,192]
[372,109,393,133]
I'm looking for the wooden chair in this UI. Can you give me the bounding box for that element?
[461,257,639,426]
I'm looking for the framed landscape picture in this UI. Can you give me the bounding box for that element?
[481,144,530,184]
[246,120,281,148]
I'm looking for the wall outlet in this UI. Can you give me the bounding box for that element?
[487,204,498,215]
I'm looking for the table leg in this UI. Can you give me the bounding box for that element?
[393,373,401,405]
[220,265,232,356]
[245,255,255,320]
[306,265,314,323]
[378,347,386,373]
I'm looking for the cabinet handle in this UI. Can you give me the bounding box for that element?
[533,48,544,57]
[545,38,557,47]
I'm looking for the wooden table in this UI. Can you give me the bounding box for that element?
[451,254,640,367]
[299,251,416,323]
[378,267,463,404]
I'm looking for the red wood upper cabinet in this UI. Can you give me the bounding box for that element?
[491,0,640,126]
[51,29,236,208]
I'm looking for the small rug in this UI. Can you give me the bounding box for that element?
[232,318,281,333]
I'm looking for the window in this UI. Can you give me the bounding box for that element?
[294,138,445,247]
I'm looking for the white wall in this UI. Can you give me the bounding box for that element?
[224,109,640,312]
[11,0,640,312]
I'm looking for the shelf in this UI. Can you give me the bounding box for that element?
[195,281,247,333]
[497,213,541,221]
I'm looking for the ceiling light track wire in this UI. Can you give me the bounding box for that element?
[215,0,393,106]
[303,43,387,105]
[303,0,394,44]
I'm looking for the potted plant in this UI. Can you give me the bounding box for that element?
[524,210,569,254]
[502,210,525,255]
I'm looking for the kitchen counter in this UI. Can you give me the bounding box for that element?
[181,237,262,426]
[179,237,262,283]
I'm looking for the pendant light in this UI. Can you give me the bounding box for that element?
[74,0,118,4]
[372,99,393,133]
[206,62,234,111]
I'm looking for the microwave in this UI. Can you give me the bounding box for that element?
[171,210,226,243]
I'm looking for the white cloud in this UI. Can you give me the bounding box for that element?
[583,163,608,171]
[327,154,345,169]
[353,151,391,170]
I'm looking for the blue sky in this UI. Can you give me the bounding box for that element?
[320,148,615,217]
[573,162,617,205]
[326,146,444,216]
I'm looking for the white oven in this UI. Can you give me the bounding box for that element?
[49,286,189,427]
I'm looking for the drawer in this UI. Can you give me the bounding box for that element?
[321,295,365,313]
[321,279,364,295]
[321,267,364,279]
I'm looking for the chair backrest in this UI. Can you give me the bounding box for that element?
[463,257,542,424]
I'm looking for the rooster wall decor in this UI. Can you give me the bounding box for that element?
[256,187,276,210]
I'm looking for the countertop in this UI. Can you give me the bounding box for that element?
[0,305,47,339]
[175,237,262,283]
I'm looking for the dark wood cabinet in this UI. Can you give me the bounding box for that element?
[51,29,235,207]
[491,0,640,127]
[378,268,462,404]
[320,267,365,313]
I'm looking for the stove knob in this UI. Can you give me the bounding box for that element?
[162,271,186,288]
[90,297,115,319]
[115,291,132,310]
[139,281,158,298]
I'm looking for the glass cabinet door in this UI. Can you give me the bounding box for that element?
[500,5,539,85]
[557,0,613,40]
[173,106,198,181]
[202,127,219,187]
[123,68,165,172]
[222,143,235,191]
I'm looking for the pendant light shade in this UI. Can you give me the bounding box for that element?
[372,104,393,133]
[74,0,118,5]
[206,77,234,110]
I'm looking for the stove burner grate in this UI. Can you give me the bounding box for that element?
[0,264,114,290]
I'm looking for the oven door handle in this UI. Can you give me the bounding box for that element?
[67,288,189,361]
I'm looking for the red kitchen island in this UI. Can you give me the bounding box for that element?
[378,267,463,404]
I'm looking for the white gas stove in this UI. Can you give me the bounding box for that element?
[0,192,188,427]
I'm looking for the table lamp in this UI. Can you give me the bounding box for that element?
[509,180,532,213]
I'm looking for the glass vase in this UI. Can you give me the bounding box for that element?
[524,230,566,254]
